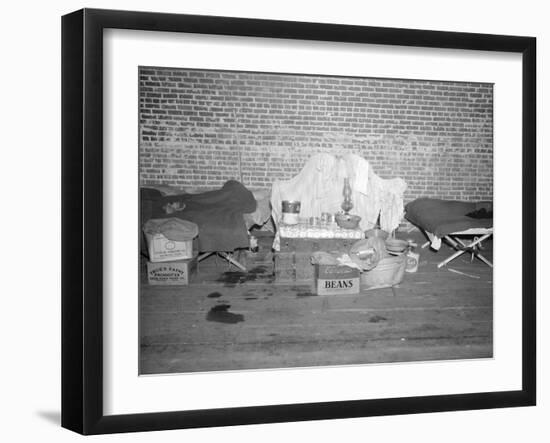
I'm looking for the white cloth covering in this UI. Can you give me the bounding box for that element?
[271,153,407,235]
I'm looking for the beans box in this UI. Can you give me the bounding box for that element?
[315,264,360,295]
[146,255,198,285]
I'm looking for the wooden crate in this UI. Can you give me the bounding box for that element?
[274,252,315,282]
[275,237,359,283]
[274,252,295,281]
[294,252,315,281]
[276,237,357,283]
[239,249,274,268]
[279,237,357,254]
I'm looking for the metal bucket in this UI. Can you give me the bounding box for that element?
[360,254,406,290]
[282,200,301,213]
[282,200,301,225]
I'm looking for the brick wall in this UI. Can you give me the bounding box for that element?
[139,67,493,203]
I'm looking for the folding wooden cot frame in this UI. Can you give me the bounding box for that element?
[421,227,494,269]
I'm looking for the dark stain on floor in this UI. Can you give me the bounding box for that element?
[207,291,223,298]
[206,304,244,324]
[216,272,246,287]
[216,266,274,287]
[368,315,388,323]
[245,297,258,300]
[296,292,316,297]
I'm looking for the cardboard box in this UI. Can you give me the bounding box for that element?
[147,255,198,285]
[145,232,194,262]
[315,264,360,295]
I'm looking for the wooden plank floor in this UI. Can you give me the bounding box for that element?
[140,232,493,374]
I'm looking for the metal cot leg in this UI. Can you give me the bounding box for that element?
[437,232,493,268]
[198,251,248,272]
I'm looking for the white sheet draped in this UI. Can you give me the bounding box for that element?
[271,153,407,234]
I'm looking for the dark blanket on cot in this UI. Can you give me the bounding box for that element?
[405,198,493,238]
[141,180,257,252]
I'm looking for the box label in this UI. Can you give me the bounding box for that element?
[149,265,188,281]
[316,264,359,279]
[147,233,193,262]
[147,257,197,285]
[316,277,360,295]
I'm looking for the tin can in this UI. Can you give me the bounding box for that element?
[282,200,301,225]
[405,240,419,273]
[282,200,301,213]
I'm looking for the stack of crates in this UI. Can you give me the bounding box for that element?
[274,237,357,282]
[144,233,199,286]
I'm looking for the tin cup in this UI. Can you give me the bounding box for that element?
[309,216,320,226]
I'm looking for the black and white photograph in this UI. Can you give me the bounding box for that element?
[2,0,545,441]
[138,67,494,374]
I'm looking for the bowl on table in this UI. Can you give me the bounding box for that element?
[335,213,361,229]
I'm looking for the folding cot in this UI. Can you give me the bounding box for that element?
[405,198,493,268]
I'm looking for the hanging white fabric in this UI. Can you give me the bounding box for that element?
[271,153,407,235]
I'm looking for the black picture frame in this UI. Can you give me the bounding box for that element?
[61,8,536,435]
